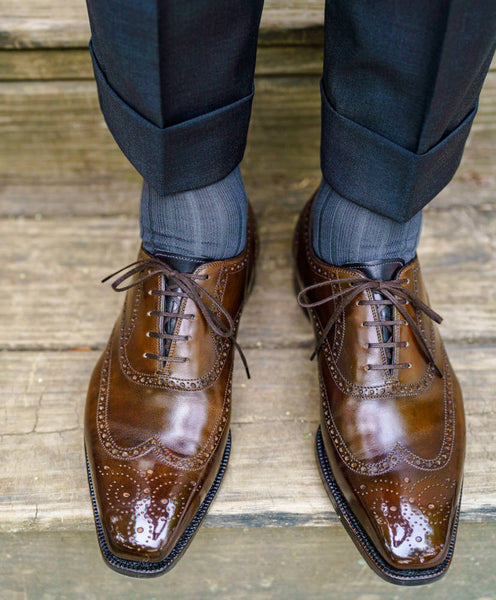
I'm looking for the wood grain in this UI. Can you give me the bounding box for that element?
[0,46,325,80]
[0,48,94,80]
[0,0,324,49]
[0,343,495,534]
[3,0,496,59]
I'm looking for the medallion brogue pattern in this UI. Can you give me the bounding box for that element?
[95,462,203,557]
[97,462,198,517]
[355,474,457,528]
[355,474,457,562]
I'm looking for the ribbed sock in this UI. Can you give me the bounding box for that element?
[312,180,422,266]
[140,166,247,261]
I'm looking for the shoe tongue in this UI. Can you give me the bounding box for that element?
[153,250,207,274]
[343,259,405,369]
[344,258,405,281]
[152,251,207,359]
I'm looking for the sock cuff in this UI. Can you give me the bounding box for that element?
[312,180,422,266]
[140,167,247,261]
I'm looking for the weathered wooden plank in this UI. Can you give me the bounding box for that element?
[0,203,495,351]
[0,0,324,49]
[0,344,495,533]
[0,75,495,217]
[0,46,325,80]
[1,525,496,599]
[0,47,494,83]
[3,0,496,71]
[0,48,94,80]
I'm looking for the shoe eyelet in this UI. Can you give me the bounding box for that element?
[365,365,371,371]
[146,311,152,317]
[407,363,412,369]
[145,332,151,338]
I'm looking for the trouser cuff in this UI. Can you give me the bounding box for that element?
[90,42,254,194]
[320,81,477,222]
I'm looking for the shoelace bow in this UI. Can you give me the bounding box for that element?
[102,258,250,378]
[297,276,443,378]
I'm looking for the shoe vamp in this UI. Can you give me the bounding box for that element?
[103,352,228,460]
[325,374,447,463]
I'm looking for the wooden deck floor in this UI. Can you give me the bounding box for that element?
[1,2,496,598]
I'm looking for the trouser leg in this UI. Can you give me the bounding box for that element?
[321,0,496,222]
[85,0,264,195]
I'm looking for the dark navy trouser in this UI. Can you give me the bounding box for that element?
[86,0,496,222]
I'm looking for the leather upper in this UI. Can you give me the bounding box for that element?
[85,208,257,563]
[294,198,465,570]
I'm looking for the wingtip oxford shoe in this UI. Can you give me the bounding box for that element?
[84,207,257,577]
[294,196,465,585]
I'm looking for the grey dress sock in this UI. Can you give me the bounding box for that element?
[312,179,422,267]
[140,166,247,261]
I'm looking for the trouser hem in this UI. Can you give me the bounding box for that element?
[320,81,477,222]
[90,41,254,194]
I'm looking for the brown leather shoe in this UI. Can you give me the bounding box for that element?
[294,196,465,585]
[84,208,256,577]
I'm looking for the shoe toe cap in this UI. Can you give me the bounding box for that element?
[354,473,460,570]
[93,461,200,564]
[370,498,451,568]
[102,496,183,563]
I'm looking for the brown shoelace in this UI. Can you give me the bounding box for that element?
[297,276,443,377]
[102,258,250,378]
